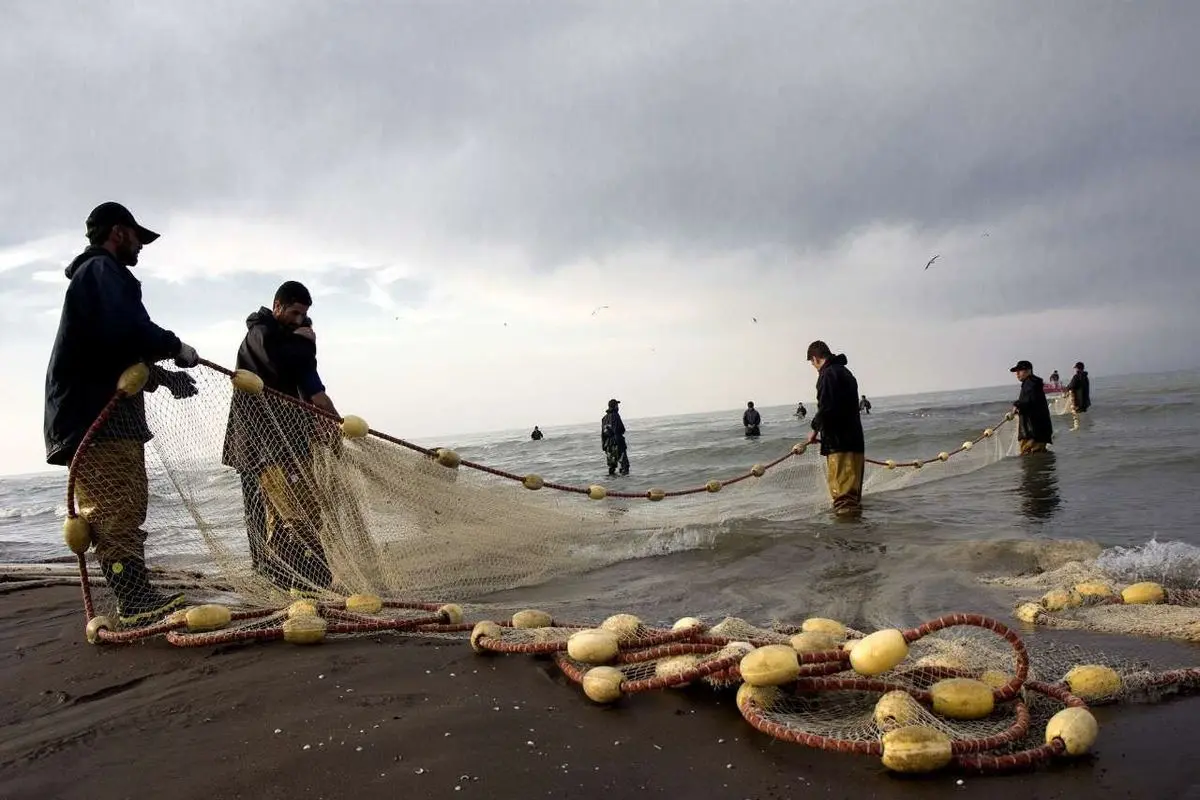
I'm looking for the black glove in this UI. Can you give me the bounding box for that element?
[161,370,199,399]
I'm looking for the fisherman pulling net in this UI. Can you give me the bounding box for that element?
[48,358,1200,777]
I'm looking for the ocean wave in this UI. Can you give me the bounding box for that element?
[0,504,66,520]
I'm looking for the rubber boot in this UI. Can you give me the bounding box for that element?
[100,558,186,627]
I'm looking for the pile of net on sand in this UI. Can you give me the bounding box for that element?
[45,359,1200,777]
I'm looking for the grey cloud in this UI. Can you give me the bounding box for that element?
[2,2,1198,321]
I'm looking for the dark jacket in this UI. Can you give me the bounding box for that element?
[43,247,183,466]
[1014,374,1054,443]
[601,410,626,450]
[1066,370,1091,412]
[221,308,325,472]
[742,408,761,427]
[810,354,865,456]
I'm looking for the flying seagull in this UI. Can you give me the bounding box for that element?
[591,305,609,316]
[752,317,758,323]
[924,255,940,270]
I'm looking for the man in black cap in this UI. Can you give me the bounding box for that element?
[44,202,201,626]
[601,399,629,476]
[1009,360,1053,454]
[1065,361,1091,414]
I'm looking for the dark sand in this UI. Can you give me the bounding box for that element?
[3,585,1200,800]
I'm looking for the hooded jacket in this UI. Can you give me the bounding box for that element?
[43,247,183,466]
[1014,374,1054,443]
[1066,370,1091,412]
[220,308,325,472]
[810,354,865,456]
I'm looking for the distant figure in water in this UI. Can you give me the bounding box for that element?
[601,398,629,476]
[859,395,872,414]
[1066,361,1091,414]
[795,403,807,419]
[1010,359,1053,454]
[805,340,866,517]
[742,401,761,437]
[1049,369,1060,385]
[530,426,543,441]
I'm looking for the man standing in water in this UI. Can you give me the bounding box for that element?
[1009,360,1053,454]
[44,202,202,625]
[804,341,866,517]
[601,399,629,476]
[742,401,762,437]
[1066,361,1091,414]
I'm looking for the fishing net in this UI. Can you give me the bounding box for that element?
[48,358,1200,777]
[62,358,1019,617]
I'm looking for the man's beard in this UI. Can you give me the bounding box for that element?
[115,243,139,266]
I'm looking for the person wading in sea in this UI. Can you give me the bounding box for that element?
[1010,359,1054,454]
[804,340,866,517]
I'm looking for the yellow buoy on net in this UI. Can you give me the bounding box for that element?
[470,621,502,653]
[434,448,461,468]
[439,604,464,624]
[874,690,923,731]
[85,616,113,645]
[341,415,370,439]
[63,516,91,554]
[929,678,995,720]
[116,363,150,396]
[1041,588,1083,611]
[705,480,722,493]
[880,726,954,773]
[184,604,232,633]
[1063,664,1123,701]
[282,615,327,645]
[1045,707,1099,756]
[345,593,383,614]
[739,644,800,687]
[1121,581,1165,605]
[647,488,665,501]
[849,629,909,677]
[582,666,625,704]
[566,629,620,664]
[231,369,264,394]
[736,683,781,712]
[801,617,847,639]
[522,474,544,490]
[600,613,642,640]
[588,485,607,500]
[512,609,553,629]
[287,600,318,619]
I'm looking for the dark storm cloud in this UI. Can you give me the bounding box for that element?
[1,1,1197,311]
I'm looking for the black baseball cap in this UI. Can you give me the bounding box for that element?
[1074,361,1085,370]
[608,398,620,407]
[1009,360,1033,372]
[86,202,160,244]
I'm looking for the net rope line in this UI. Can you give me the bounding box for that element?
[66,357,1018,510]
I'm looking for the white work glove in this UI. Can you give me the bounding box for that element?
[174,342,200,368]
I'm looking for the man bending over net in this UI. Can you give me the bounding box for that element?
[44,203,202,625]
[221,281,341,596]
[805,340,866,517]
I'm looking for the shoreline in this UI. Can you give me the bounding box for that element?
[4,584,1200,799]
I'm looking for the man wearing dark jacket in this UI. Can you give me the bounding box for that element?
[601,399,629,476]
[1010,360,1053,454]
[43,202,201,626]
[742,401,762,437]
[221,281,340,594]
[1066,361,1091,414]
[804,341,866,516]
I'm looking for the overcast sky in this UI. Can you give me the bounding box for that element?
[1,1,1196,475]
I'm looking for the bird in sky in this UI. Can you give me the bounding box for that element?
[591,305,609,316]
[752,317,758,323]
[924,255,941,270]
